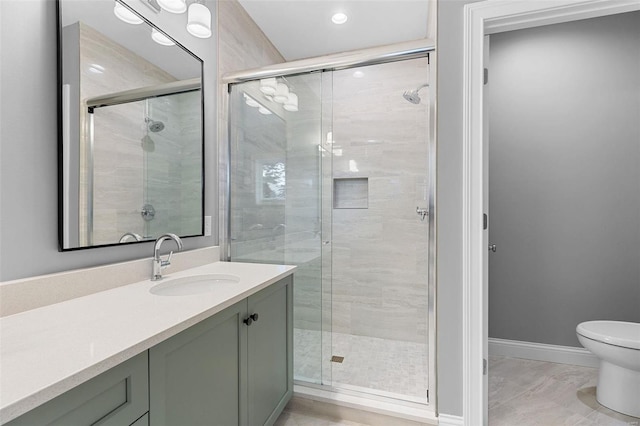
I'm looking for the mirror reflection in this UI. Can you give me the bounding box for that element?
[59,0,204,250]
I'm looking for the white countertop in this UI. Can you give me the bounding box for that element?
[0,261,295,424]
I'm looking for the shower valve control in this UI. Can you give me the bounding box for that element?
[416,207,429,221]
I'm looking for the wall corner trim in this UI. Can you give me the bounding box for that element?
[438,413,464,426]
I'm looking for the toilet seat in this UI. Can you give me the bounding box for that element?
[577,321,640,350]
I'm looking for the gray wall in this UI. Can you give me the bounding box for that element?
[436,0,482,417]
[488,12,640,347]
[0,0,217,281]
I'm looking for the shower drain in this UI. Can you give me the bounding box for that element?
[330,355,344,363]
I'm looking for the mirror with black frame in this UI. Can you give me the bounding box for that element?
[58,0,204,250]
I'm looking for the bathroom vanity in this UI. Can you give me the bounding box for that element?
[0,262,294,426]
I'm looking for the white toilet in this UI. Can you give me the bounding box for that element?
[576,320,640,418]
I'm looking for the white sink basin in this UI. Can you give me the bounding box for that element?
[150,274,241,296]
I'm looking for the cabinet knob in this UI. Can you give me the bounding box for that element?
[243,313,259,326]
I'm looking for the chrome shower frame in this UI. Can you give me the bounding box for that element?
[221,38,438,420]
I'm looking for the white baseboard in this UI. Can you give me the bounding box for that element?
[438,413,464,426]
[488,338,599,368]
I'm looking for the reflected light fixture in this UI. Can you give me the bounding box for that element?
[151,28,175,46]
[244,93,260,108]
[273,83,290,103]
[331,12,348,24]
[260,78,278,95]
[88,64,105,74]
[283,92,298,112]
[187,2,212,38]
[157,0,186,14]
[258,106,272,115]
[114,2,144,24]
[114,0,212,43]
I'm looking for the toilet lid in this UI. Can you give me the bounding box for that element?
[577,321,640,350]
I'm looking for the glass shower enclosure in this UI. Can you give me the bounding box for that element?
[228,54,433,406]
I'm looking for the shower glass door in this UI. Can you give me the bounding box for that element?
[327,58,430,403]
[229,56,431,405]
[228,71,332,385]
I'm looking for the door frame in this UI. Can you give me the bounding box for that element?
[460,0,640,424]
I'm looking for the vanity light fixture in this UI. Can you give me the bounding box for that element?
[260,78,278,95]
[187,1,212,38]
[114,2,144,24]
[157,0,186,14]
[151,28,175,46]
[331,12,348,25]
[273,83,290,104]
[283,92,299,112]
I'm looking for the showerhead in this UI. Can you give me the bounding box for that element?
[146,118,165,132]
[403,90,422,104]
[402,83,429,104]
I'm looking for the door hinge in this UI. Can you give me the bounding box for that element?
[483,213,488,230]
[483,358,488,375]
[484,68,489,85]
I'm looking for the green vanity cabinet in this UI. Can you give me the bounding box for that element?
[149,299,248,426]
[7,351,149,426]
[6,275,292,426]
[149,275,293,426]
[247,276,293,426]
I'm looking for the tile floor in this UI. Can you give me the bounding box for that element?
[274,410,369,426]
[489,356,640,426]
[279,355,639,425]
[294,328,428,401]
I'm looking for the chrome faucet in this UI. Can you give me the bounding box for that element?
[152,233,183,281]
[119,232,143,243]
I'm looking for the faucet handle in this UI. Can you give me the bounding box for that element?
[161,251,173,267]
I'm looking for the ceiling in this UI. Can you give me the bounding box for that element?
[237,1,431,61]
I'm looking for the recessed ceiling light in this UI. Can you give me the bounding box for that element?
[353,71,364,78]
[331,12,348,25]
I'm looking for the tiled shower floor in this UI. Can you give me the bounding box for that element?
[294,328,429,402]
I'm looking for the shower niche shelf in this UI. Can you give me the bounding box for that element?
[333,178,368,209]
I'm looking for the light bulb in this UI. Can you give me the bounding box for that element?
[260,78,277,95]
[151,28,175,46]
[187,3,212,38]
[283,92,298,112]
[114,2,143,25]
[157,0,186,14]
[273,83,289,104]
[244,94,260,108]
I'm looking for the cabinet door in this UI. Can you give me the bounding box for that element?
[149,300,248,426]
[246,276,293,426]
[7,351,148,426]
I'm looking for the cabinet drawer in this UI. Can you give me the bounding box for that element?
[8,351,149,426]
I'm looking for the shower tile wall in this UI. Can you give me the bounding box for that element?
[331,59,430,344]
[78,23,200,245]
